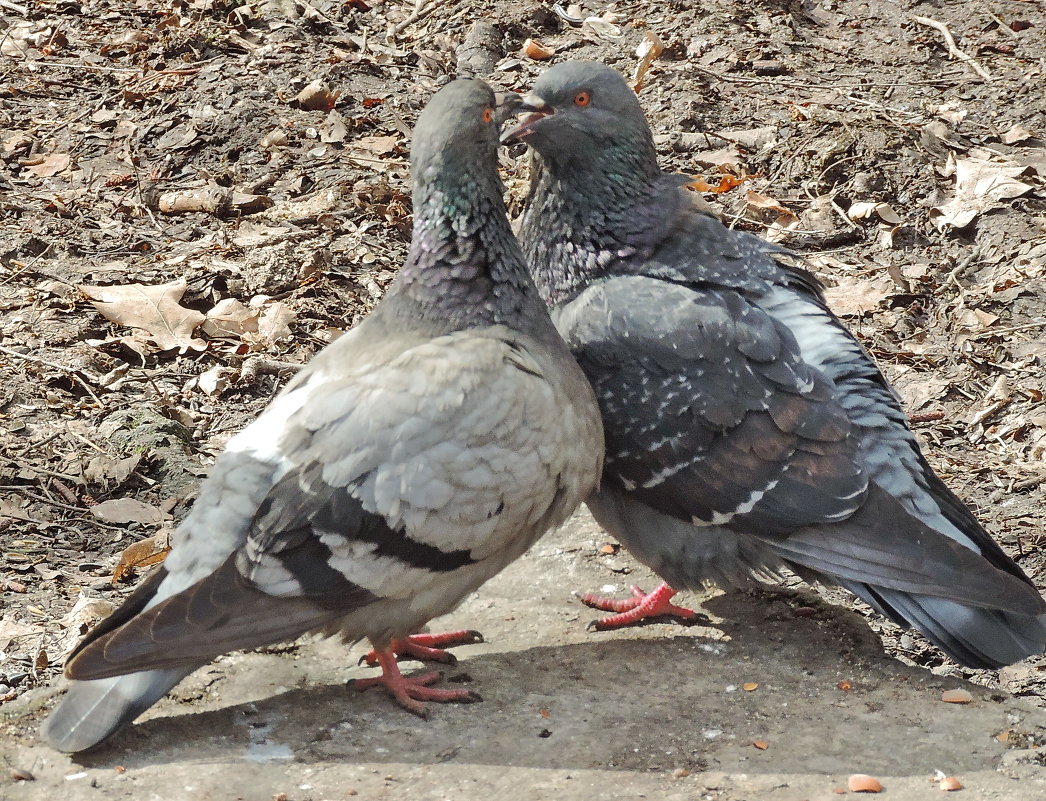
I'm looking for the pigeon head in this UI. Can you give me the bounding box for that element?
[501,61,657,175]
[411,78,500,185]
[392,78,550,335]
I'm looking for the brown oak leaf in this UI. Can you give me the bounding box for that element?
[80,279,206,352]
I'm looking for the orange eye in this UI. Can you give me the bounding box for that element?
[482,107,493,123]
[574,90,591,107]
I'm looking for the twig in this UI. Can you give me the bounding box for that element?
[980,4,1020,40]
[65,430,110,456]
[0,242,57,286]
[19,489,87,514]
[0,0,28,14]
[293,0,351,35]
[829,199,860,231]
[389,0,438,38]
[0,344,105,407]
[0,342,98,380]
[968,319,1046,340]
[909,411,946,424]
[912,15,993,82]
[241,356,303,383]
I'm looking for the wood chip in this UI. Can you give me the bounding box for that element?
[848,774,883,793]
[941,688,973,704]
[522,38,554,60]
[295,80,337,111]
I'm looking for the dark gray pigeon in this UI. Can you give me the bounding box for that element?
[41,78,604,753]
[503,60,1046,668]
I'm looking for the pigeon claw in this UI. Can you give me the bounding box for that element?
[359,629,485,666]
[579,582,701,630]
[353,649,482,718]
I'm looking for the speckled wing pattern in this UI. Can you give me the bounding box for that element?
[555,274,864,534]
[556,267,1044,612]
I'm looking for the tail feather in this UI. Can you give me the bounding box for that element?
[66,554,356,680]
[41,667,197,753]
[840,581,1046,668]
[42,552,364,751]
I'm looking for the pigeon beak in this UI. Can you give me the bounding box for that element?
[499,93,555,144]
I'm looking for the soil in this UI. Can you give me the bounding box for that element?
[2,0,1045,799]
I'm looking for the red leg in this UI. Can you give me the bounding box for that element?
[359,629,484,667]
[352,647,481,717]
[578,582,700,630]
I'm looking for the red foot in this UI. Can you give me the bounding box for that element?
[578,582,700,630]
[352,647,481,717]
[359,629,484,667]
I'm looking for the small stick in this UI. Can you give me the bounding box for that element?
[0,343,105,407]
[909,411,946,424]
[0,0,28,14]
[390,0,438,38]
[912,15,993,81]
[241,356,303,383]
[968,319,1046,339]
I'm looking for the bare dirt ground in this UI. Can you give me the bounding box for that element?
[2,0,1046,798]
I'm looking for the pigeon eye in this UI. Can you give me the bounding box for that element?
[482,107,494,123]
[574,90,591,107]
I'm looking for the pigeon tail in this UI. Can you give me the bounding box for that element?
[40,667,196,753]
[842,582,1046,669]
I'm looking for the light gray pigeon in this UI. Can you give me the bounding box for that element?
[41,78,604,753]
[502,60,1046,668]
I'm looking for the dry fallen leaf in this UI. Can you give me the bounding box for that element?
[320,109,350,143]
[9,767,35,782]
[81,280,207,353]
[112,533,172,583]
[822,274,893,317]
[243,301,296,349]
[196,365,237,396]
[354,135,400,156]
[1001,124,1036,145]
[203,297,258,338]
[689,174,750,193]
[57,592,115,655]
[744,190,799,242]
[24,152,72,178]
[632,30,664,91]
[90,498,167,525]
[930,154,1034,230]
[848,201,903,224]
[83,454,142,488]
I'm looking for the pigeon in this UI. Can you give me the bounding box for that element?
[502,60,1046,668]
[41,78,604,753]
